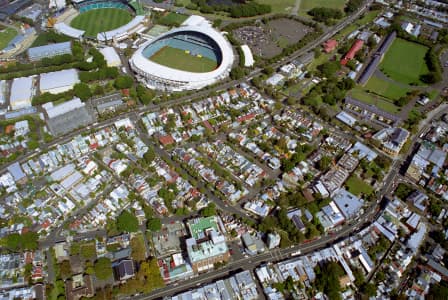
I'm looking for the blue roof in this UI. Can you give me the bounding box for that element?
[7,162,26,182]
[28,41,71,59]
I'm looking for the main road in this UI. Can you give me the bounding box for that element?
[0,0,372,175]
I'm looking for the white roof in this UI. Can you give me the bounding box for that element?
[40,69,79,92]
[54,22,85,39]
[44,97,85,119]
[182,15,210,27]
[130,24,234,84]
[241,45,254,67]
[10,76,33,104]
[99,47,121,66]
[97,16,145,41]
[336,111,357,127]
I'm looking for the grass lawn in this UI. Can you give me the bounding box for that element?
[150,46,218,73]
[0,27,17,50]
[379,38,429,85]
[364,76,410,100]
[334,10,380,39]
[351,88,400,114]
[257,0,296,13]
[159,12,189,26]
[70,8,132,37]
[31,31,71,47]
[345,175,374,196]
[300,0,346,13]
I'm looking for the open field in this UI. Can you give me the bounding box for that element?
[300,0,346,12]
[158,12,188,26]
[149,46,218,73]
[70,8,132,37]
[364,76,410,100]
[379,38,429,85]
[257,0,296,13]
[0,27,17,50]
[350,88,400,114]
[346,175,374,196]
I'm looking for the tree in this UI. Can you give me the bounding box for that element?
[116,210,139,233]
[146,218,162,232]
[94,257,113,280]
[73,83,92,101]
[314,261,344,300]
[317,156,332,172]
[130,234,147,262]
[59,260,72,280]
[360,283,377,297]
[114,75,134,89]
[200,203,217,217]
[4,233,21,251]
[143,148,155,164]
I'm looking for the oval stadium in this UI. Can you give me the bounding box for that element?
[130,17,234,91]
[54,0,145,42]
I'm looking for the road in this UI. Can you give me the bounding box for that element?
[0,0,372,176]
[129,86,445,300]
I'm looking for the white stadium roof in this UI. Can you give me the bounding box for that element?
[54,22,85,39]
[130,24,234,88]
[97,15,145,41]
[40,69,79,93]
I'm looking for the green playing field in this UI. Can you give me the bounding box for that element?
[149,46,218,73]
[70,8,132,37]
[379,38,430,85]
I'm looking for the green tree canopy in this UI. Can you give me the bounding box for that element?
[94,257,113,280]
[117,210,139,233]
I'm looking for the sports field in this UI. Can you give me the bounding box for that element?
[350,88,400,114]
[70,8,132,37]
[379,38,429,85]
[364,76,410,100]
[149,46,218,73]
[0,27,17,50]
[300,0,346,13]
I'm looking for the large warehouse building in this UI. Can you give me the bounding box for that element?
[43,97,95,136]
[40,69,80,94]
[9,76,35,110]
[130,15,234,91]
[27,41,72,61]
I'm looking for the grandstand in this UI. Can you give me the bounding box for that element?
[78,1,131,13]
[55,0,146,41]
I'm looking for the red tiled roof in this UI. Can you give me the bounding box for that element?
[341,39,364,65]
[159,135,175,146]
[323,39,338,53]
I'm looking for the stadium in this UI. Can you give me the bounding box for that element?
[130,16,234,91]
[54,0,145,42]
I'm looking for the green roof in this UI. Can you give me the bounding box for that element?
[187,216,219,240]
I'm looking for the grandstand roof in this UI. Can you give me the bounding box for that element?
[130,24,234,84]
[97,15,145,41]
[54,22,85,39]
